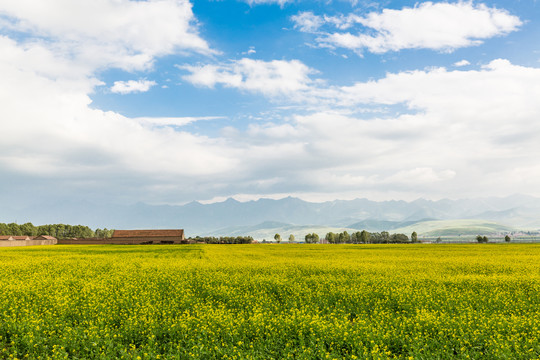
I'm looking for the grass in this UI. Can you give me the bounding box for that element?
[1,244,540,359]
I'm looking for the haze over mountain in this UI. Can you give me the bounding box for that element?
[3,194,539,238]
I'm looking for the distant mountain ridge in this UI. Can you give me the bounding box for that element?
[1,194,539,237]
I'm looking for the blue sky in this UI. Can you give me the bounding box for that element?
[1,0,540,207]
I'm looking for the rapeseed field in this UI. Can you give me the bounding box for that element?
[1,244,539,359]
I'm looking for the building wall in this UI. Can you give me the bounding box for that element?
[57,237,187,245]
[0,239,58,247]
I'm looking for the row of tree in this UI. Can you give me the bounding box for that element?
[273,231,420,244]
[0,223,114,239]
[325,230,418,244]
[189,236,254,244]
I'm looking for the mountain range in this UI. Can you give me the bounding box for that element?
[2,194,540,239]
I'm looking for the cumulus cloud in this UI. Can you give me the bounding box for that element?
[454,59,471,67]
[1,0,540,205]
[291,12,325,32]
[0,1,229,204]
[0,39,235,177]
[111,79,157,94]
[292,2,522,54]
[185,59,540,200]
[0,0,213,71]
[180,58,317,97]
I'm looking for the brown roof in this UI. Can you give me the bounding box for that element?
[33,235,57,240]
[112,229,184,238]
[0,236,30,240]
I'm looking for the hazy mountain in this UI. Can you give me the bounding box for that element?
[1,194,539,236]
[392,219,516,237]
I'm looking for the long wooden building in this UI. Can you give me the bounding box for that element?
[112,229,185,244]
[57,229,186,245]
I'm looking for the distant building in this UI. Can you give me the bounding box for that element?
[33,235,57,241]
[0,235,57,247]
[0,236,31,241]
[111,229,185,244]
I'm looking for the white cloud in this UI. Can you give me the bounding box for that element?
[111,79,157,94]
[241,46,256,55]
[1,0,540,205]
[3,30,540,203]
[0,0,213,71]
[454,59,471,67]
[291,12,324,32]
[0,38,236,179]
[180,58,317,97]
[293,2,522,54]
[0,1,231,204]
[244,0,291,6]
[198,59,540,200]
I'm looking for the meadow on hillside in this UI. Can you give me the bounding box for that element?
[1,244,539,359]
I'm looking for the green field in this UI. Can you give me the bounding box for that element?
[1,244,540,359]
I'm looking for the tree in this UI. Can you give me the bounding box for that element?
[411,231,418,243]
[325,232,336,244]
[504,235,511,242]
[305,233,319,244]
[7,223,22,236]
[360,230,370,244]
[390,233,409,243]
[338,231,350,244]
[351,231,365,244]
[288,234,295,243]
[20,223,37,237]
[381,231,390,244]
[476,235,488,243]
[274,233,282,244]
[0,223,8,235]
[370,232,382,243]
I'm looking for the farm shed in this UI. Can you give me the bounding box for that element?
[0,236,31,241]
[33,235,57,240]
[0,235,57,247]
[111,229,186,244]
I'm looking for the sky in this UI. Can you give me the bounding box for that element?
[1,0,540,207]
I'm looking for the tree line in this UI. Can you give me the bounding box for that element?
[325,230,419,244]
[0,223,114,239]
[271,231,420,244]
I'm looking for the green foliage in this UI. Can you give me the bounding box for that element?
[390,233,410,243]
[274,233,282,244]
[0,223,113,239]
[338,231,350,244]
[366,231,409,244]
[0,223,9,235]
[7,223,22,236]
[360,230,371,244]
[304,233,319,244]
[505,235,511,242]
[325,232,336,244]
[476,235,489,243]
[288,234,295,243]
[94,228,114,238]
[411,231,418,243]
